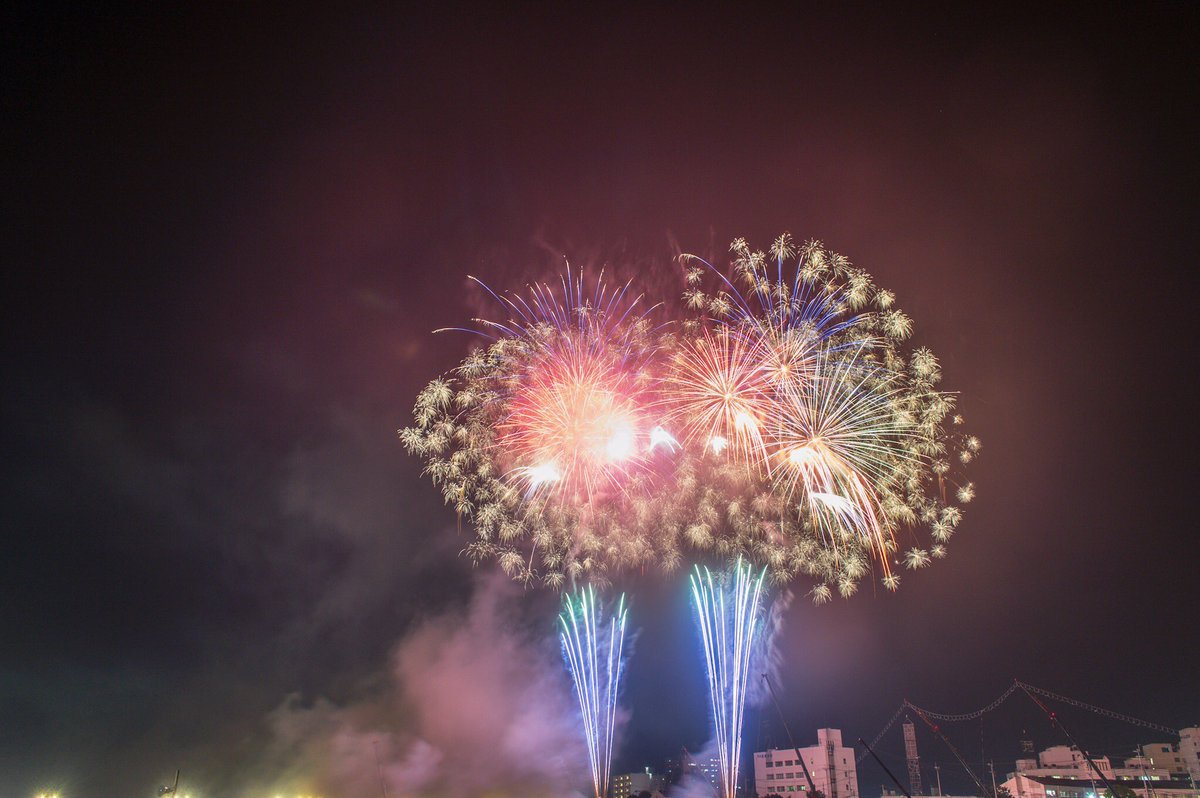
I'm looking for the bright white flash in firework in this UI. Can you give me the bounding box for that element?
[518,462,563,496]
[560,586,629,798]
[690,558,767,798]
[649,425,680,452]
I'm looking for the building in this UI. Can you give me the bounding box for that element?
[754,728,859,798]
[1002,774,1200,798]
[1011,745,1177,782]
[1011,739,1200,788]
[881,791,979,798]
[1139,744,1189,778]
[682,750,722,788]
[1014,745,1118,780]
[1179,729,1200,782]
[1114,756,1174,782]
[661,757,683,787]
[1003,738,1200,798]
[611,768,664,798]
[1140,736,1200,782]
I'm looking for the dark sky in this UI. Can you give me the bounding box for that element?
[3,4,1199,797]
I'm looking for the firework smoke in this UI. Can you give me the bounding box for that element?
[254,574,588,798]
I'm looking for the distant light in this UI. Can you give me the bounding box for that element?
[708,435,729,454]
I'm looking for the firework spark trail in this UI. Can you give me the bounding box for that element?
[770,342,918,567]
[661,327,774,470]
[690,558,767,798]
[560,586,629,798]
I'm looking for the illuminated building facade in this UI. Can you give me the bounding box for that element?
[754,728,859,798]
[611,768,663,798]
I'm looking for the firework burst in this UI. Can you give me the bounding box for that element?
[402,235,979,597]
[500,333,652,504]
[661,327,774,469]
[671,234,979,598]
[401,266,686,587]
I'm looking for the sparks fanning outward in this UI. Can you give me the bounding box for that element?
[661,327,773,469]
[400,267,683,588]
[690,558,767,798]
[560,587,629,798]
[464,268,664,505]
[769,341,913,571]
[668,235,979,599]
[401,235,980,598]
[502,340,647,502]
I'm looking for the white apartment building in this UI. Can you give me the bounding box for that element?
[1002,774,1200,798]
[1004,737,1200,798]
[754,728,859,798]
[1179,728,1200,782]
[1114,755,1174,782]
[1140,743,1190,778]
[1014,745,1117,780]
[1141,731,1200,783]
[1012,744,1182,783]
[1041,746,1109,772]
[881,790,978,798]
[611,768,663,798]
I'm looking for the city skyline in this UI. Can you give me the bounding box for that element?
[608,722,1200,798]
[4,4,1198,797]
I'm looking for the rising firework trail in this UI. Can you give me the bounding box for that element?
[560,586,629,798]
[690,558,767,798]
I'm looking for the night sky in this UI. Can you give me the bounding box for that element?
[4,4,1199,798]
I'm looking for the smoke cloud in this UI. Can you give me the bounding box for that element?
[255,573,590,798]
[750,588,795,709]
